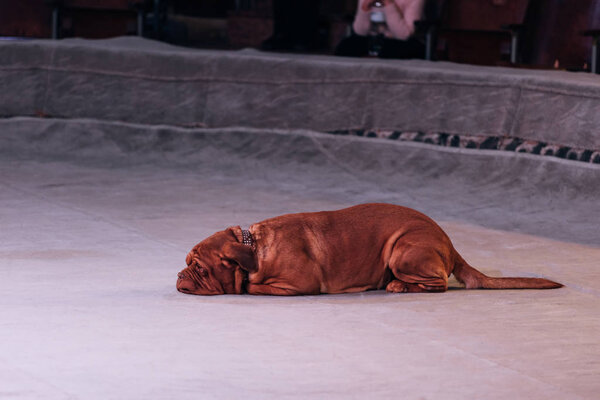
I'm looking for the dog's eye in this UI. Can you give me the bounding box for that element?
[196,265,208,277]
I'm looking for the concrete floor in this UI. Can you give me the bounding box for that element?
[1,141,599,399]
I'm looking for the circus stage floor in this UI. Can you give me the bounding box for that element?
[1,117,599,399]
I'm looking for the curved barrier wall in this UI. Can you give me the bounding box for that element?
[1,37,600,153]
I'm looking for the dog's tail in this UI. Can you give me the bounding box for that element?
[452,253,563,290]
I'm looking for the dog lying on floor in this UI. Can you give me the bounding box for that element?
[176,203,562,295]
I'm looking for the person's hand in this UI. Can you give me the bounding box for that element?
[361,0,379,12]
[361,0,394,12]
[360,0,372,12]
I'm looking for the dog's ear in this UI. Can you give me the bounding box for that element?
[221,242,256,272]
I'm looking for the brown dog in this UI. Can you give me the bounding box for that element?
[176,203,562,295]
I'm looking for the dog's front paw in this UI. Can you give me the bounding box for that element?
[386,280,408,293]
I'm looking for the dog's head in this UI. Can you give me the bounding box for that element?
[176,227,256,295]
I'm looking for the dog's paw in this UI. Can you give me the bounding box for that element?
[386,280,408,293]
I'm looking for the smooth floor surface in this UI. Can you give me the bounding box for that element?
[1,143,599,399]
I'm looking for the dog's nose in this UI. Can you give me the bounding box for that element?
[177,275,196,294]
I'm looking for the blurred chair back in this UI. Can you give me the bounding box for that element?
[520,0,599,70]
[437,0,529,65]
[415,0,447,60]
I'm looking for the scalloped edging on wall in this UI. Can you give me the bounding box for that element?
[327,130,600,164]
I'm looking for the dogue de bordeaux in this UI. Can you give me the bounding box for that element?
[176,203,562,295]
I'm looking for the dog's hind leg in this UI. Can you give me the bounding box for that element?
[386,244,449,293]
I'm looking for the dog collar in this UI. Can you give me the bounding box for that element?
[242,229,254,247]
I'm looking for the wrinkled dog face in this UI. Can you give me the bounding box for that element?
[177,246,226,295]
[176,228,255,295]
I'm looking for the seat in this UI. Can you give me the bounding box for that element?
[414,0,447,60]
[582,0,600,72]
[583,28,600,73]
[513,0,599,71]
[45,0,157,39]
[434,0,529,66]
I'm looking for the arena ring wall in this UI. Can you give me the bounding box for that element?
[1,36,600,156]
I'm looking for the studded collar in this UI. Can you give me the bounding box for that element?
[241,229,255,248]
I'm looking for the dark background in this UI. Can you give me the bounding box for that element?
[1,0,599,70]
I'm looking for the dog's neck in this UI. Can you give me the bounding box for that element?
[232,228,254,294]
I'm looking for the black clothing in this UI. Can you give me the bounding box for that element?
[335,34,425,59]
[261,0,320,51]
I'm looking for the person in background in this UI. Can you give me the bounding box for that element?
[335,0,425,59]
